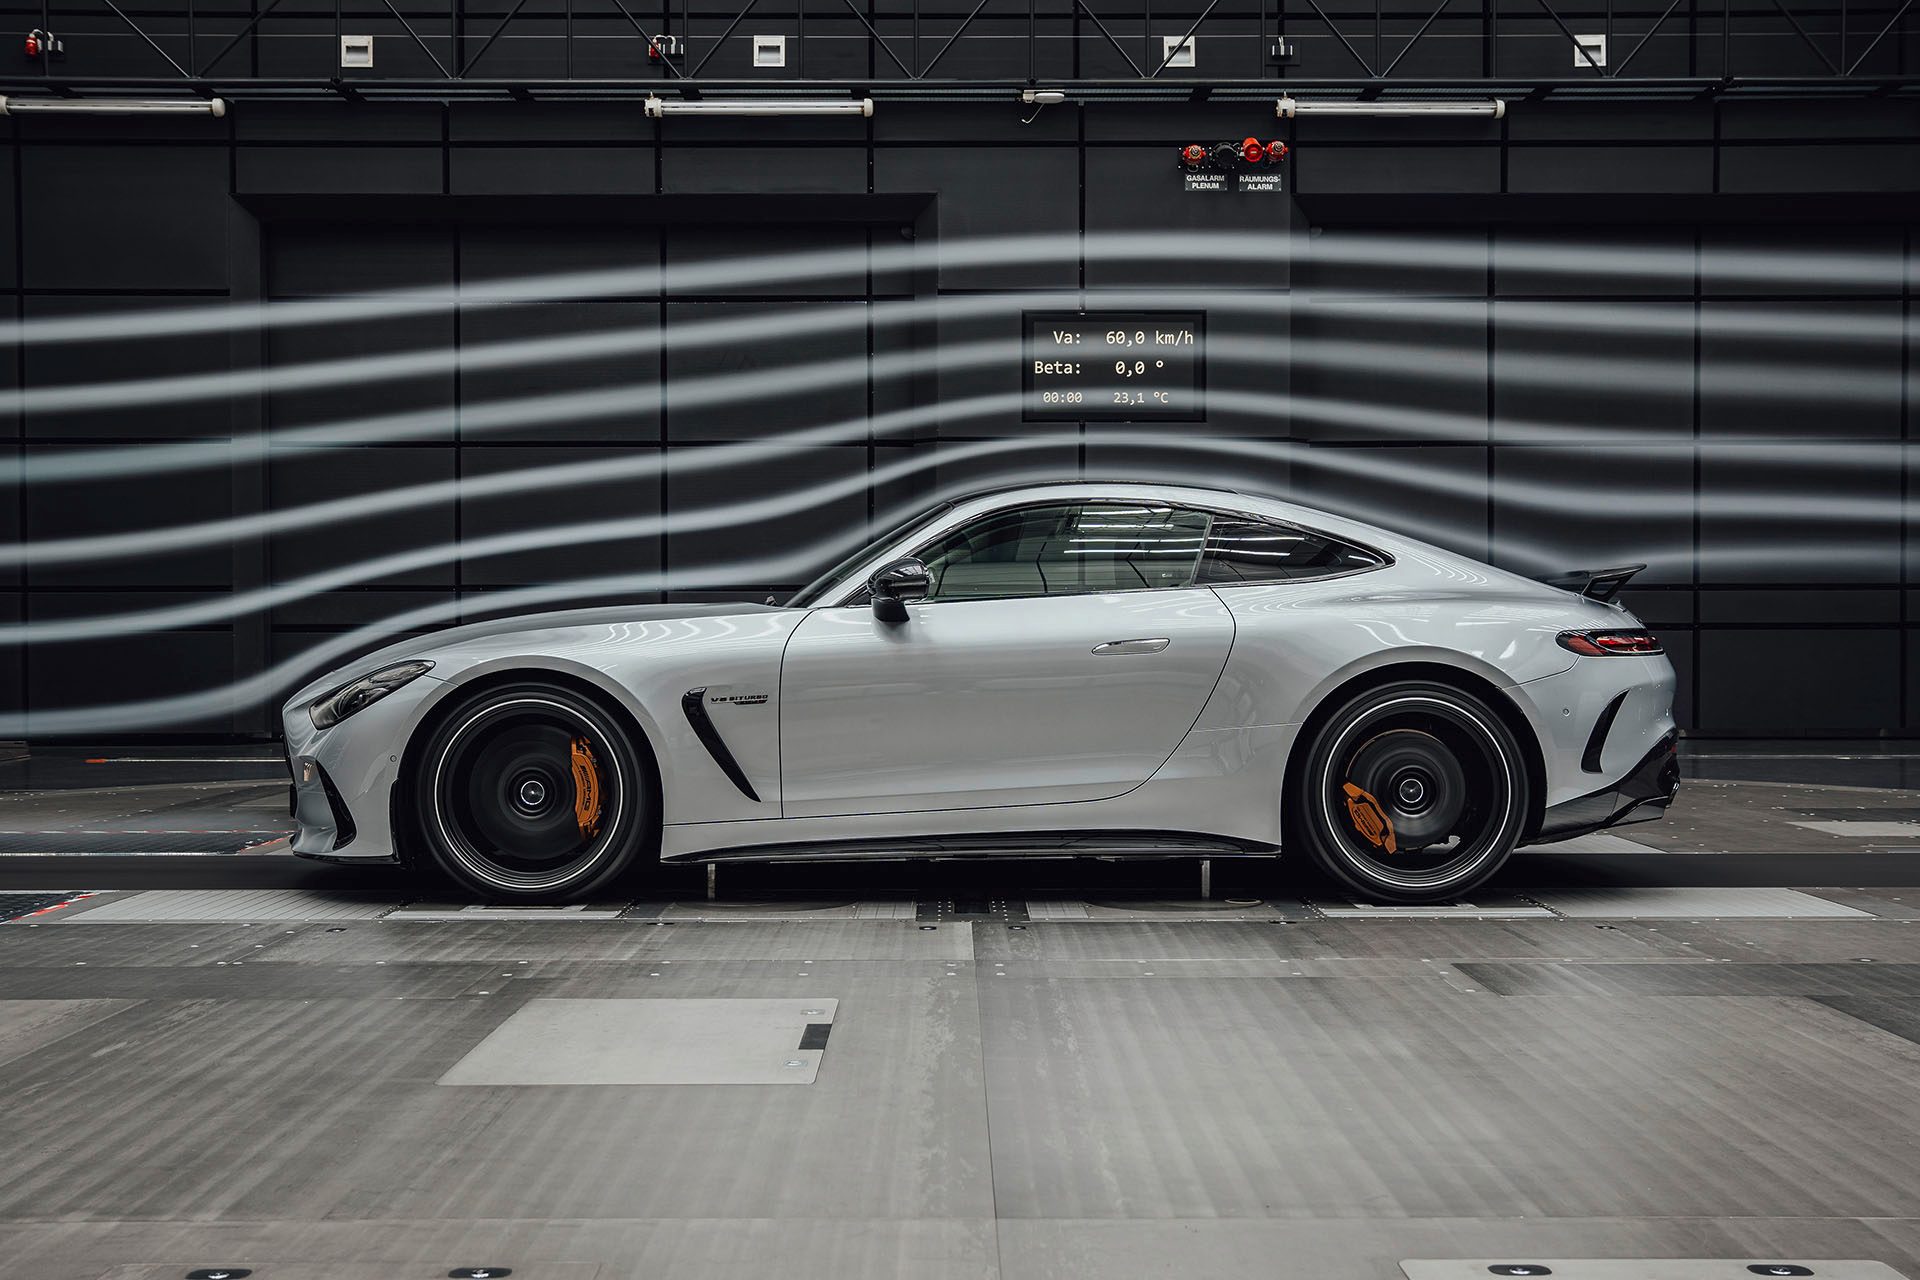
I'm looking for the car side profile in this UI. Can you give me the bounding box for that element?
[280,481,1678,904]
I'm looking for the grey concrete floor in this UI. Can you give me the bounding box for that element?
[1,750,1919,1279]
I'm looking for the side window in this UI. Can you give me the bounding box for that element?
[919,503,1210,602]
[1196,517,1384,585]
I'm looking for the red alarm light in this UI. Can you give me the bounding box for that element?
[1241,136,1265,165]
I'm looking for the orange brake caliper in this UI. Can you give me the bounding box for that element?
[1341,782,1398,854]
[570,736,604,840]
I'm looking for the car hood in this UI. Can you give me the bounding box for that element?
[287,600,784,707]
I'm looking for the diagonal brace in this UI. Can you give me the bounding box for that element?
[1072,0,1145,77]
[839,0,915,78]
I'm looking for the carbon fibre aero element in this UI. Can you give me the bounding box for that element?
[1540,564,1645,603]
[1582,692,1629,773]
[281,481,1678,905]
[681,688,762,802]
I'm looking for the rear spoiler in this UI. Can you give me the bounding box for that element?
[1539,564,1644,603]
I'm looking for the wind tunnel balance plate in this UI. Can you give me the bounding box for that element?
[437,997,840,1086]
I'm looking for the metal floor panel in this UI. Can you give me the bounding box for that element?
[972,918,1706,963]
[1592,918,1920,964]
[1074,898,1310,920]
[0,830,290,854]
[261,918,978,964]
[651,900,919,921]
[1315,897,1556,919]
[1458,962,1920,999]
[0,1220,1001,1280]
[101,1265,604,1280]
[0,907,1913,1279]
[981,979,1920,1221]
[0,997,134,1071]
[390,902,629,921]
[0,889,94,921]
[1529,887,1874,918]
[0,964,990,1226]
[438,997,840,1085]
[998,1224,1920,1280]
[1801,888,1920,920]
[1790,820,1920,839]
[1403,1263,1909,1280]
[1529,832,1669,854]
[57,889,402,922]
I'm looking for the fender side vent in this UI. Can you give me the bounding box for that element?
[682,688,762,802]
[1582,692,1629,774]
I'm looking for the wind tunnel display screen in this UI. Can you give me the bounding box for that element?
[1024,312,1205,422]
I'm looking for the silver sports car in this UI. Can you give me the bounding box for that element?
[281,481,1678,904]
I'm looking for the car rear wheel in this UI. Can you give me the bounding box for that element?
[1291,679,1531,904]
[413,681,654,901]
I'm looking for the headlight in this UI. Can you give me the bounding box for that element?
[309,660,434,730]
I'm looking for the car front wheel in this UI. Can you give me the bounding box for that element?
[1291,679,1531,904]
[412,680,653,901]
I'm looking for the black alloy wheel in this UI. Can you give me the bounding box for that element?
[413,681,653,901]
[1292,679,1530,904]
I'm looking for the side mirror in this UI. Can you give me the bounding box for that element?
[868,557,931,625]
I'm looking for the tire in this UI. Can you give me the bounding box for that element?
[411,680,654,902]
[1290,678,1531,905]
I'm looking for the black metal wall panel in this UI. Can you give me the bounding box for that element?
[2,102,1919,740]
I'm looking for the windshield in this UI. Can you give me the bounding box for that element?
[786,501,956,607]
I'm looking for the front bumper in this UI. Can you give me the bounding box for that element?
[281,671,445,864]
[1530,732,1680,845]
[288,755,358,856]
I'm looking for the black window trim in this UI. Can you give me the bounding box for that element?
[1190,505,1396,590]
[898,499,1214,605]
[831,498,1394,607]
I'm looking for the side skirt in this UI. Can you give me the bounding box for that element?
[667,830,1279,864]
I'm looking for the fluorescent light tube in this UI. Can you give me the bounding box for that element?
[1276,97,1505,118]
[645,96,873,118]
[0,95,226,116]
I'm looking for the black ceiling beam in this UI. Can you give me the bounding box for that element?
[3,75,1918,97]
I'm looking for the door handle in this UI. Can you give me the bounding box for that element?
[1092,637,1171,655]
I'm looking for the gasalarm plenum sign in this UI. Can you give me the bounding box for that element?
[1184,171,1285,193]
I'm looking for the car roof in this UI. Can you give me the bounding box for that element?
[946,479,1249,505]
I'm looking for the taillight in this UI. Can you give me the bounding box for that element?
[1558,630,1664,657]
